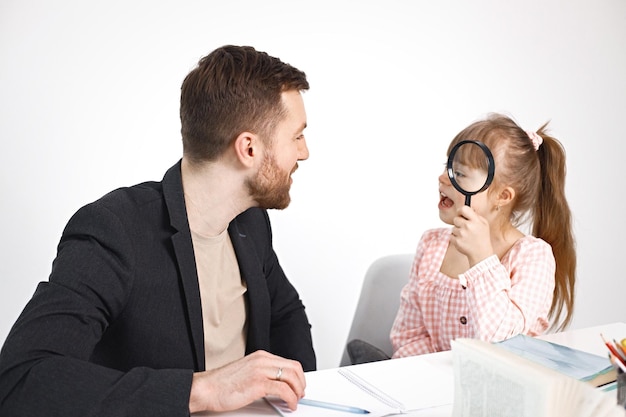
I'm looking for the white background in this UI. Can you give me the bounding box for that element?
[1,0,625,370]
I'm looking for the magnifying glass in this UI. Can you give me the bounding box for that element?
[446,140,495,207]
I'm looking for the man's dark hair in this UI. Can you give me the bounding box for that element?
[180,45,309,163]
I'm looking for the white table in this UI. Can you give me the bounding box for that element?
[194,322,626,416]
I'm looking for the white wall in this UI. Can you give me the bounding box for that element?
[1,0,625,370]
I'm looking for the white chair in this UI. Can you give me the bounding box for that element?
[339,254,414,366]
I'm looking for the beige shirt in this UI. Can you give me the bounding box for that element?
[191,229,248,370]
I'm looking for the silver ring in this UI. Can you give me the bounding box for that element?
[276,367,283,381]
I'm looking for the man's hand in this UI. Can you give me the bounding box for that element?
[189,350,305,413]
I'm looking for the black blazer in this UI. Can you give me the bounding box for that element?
[0,161,316,417]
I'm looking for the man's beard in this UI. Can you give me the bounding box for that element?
[246,152,293,210]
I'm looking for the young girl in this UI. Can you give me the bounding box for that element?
[390,113,576,357]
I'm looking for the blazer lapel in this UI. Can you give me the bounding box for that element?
[229,217,271,354]
[162,161,205,371]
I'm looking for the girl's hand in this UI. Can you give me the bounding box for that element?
[450,205,494,266]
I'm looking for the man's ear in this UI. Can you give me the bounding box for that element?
[233,131,259,168]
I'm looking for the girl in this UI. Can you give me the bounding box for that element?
[390,113,576,357]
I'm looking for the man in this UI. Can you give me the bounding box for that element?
[0,45,315,416]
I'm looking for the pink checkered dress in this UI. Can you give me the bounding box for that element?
[390,228,555,358]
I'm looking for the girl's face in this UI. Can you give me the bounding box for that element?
[437,167,496,224]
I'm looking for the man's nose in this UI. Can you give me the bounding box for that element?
[298,139,309,161]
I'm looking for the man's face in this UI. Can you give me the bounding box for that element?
[247,90,309,209]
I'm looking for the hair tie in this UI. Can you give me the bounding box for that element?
[526,131,543,151]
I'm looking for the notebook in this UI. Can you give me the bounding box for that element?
[495,334,616,387]
[267,353,454,416]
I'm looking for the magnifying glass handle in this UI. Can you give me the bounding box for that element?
[465,195,471,206]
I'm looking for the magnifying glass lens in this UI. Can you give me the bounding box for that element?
[450,147,490,193]
[446,140,495,207]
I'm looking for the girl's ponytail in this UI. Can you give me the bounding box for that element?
[532,124,576,330]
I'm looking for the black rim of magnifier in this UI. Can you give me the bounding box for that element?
[446,140,495,206]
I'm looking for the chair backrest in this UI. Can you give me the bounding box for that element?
[339,254,413,366]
